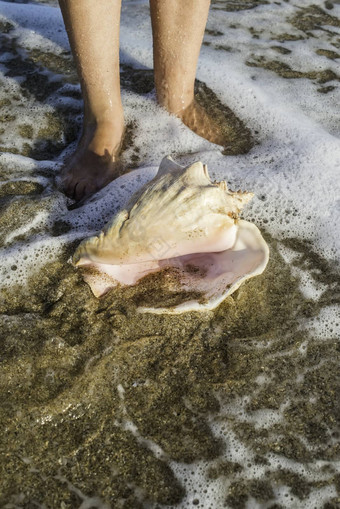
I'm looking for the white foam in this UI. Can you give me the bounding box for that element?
[307,305,340,339]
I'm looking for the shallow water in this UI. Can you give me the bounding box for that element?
[0,0,340,508]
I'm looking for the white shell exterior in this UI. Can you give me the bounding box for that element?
[73,156,254,267]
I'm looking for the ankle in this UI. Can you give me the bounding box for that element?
[155,81,194,115]
[84,104,124,128]
[82,115,124,141]
[160,96,194,115]
[76,116,124,158]
[85,115,124,131]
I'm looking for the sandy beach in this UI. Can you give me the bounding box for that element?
[0,0,340,507]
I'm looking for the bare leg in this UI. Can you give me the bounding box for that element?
[150,0,227,147]
[59,0,124,201]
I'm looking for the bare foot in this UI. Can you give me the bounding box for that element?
[177,99,228,147]
[60,119,125,202]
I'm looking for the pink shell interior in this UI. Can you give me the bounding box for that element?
[77,220,269,313]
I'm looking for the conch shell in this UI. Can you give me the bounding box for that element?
[73,156,269,313]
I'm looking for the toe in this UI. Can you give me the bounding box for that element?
[84,181,97,198]
[62,177,77,199]
[74,181,88,202]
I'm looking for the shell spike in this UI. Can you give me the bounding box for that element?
[157,155,183,177]
[184,161,211,185]
[203,164,209,179]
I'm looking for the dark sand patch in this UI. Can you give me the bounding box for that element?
[211,0,269,12]
[316,48,340,59]
[246,56,339,84]
[289,5,340,33]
